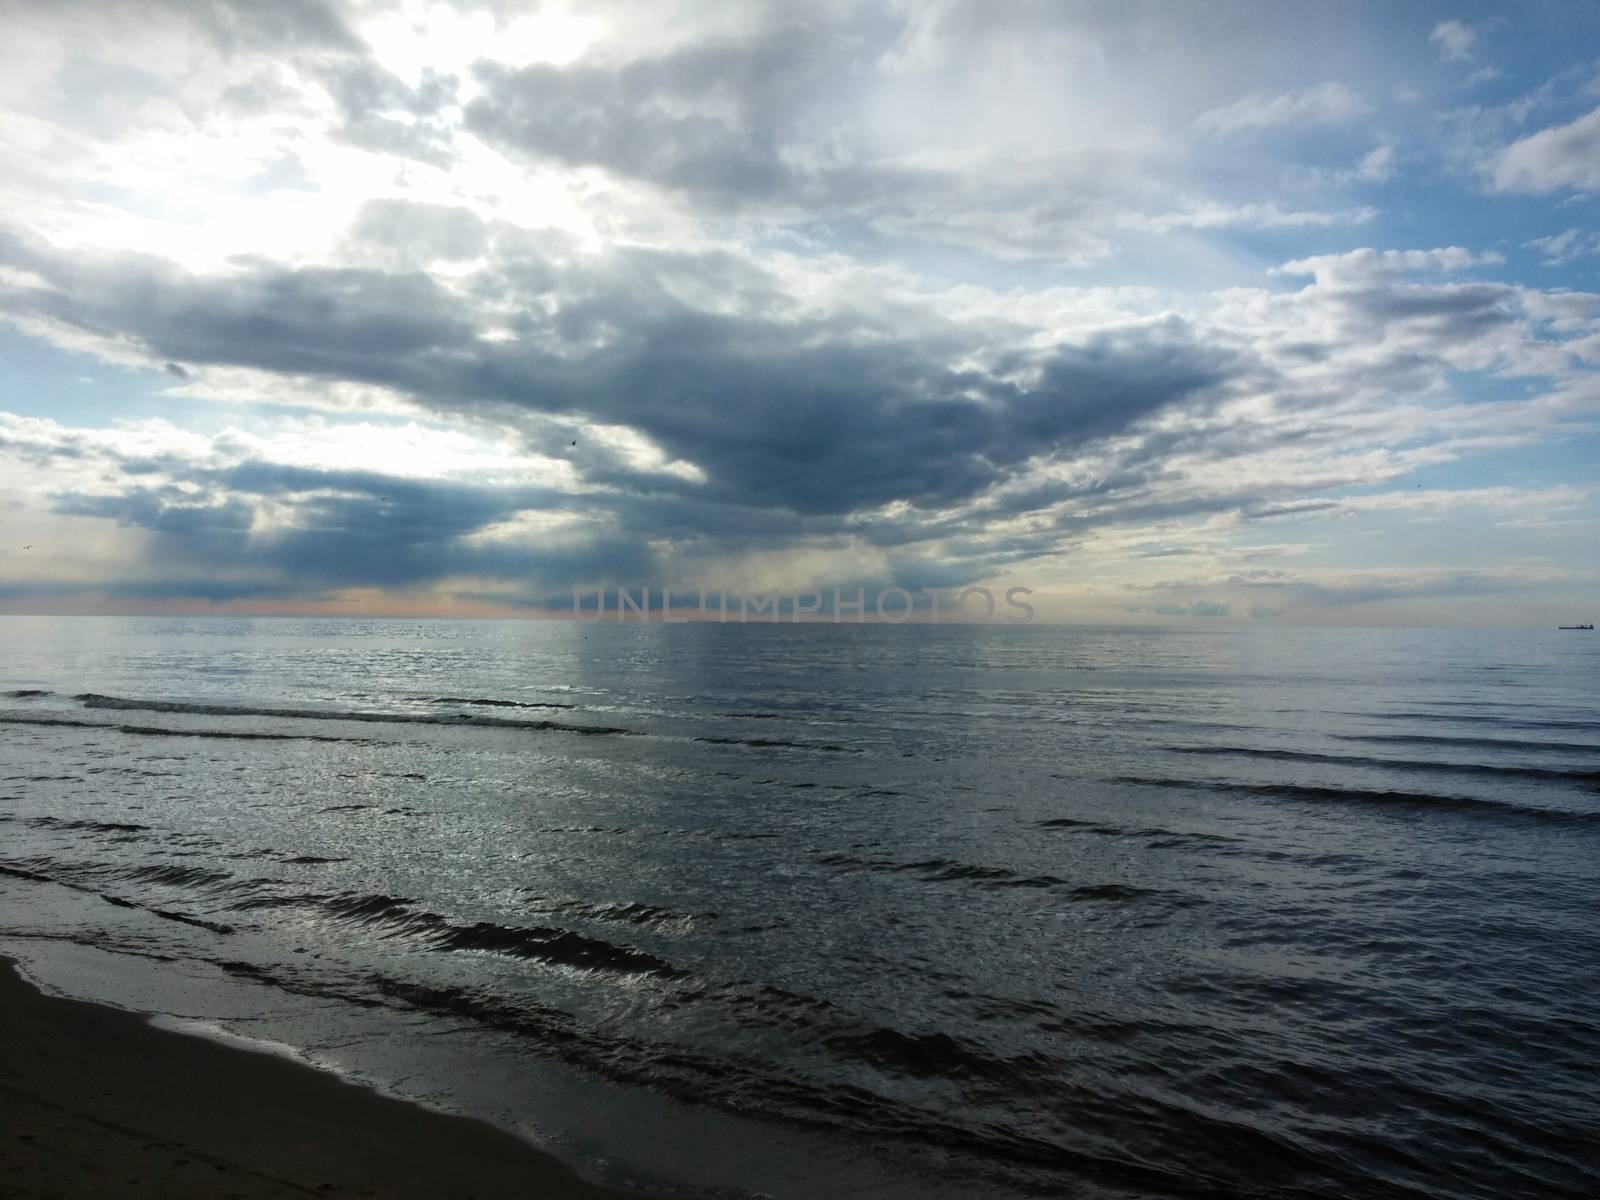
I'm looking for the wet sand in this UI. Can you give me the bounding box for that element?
[0,957,645,1199]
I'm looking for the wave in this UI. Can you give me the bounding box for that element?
[813,853,1191,902]
[522,895,714,931]
[1067,883,1170,902]
[2,688,51,698]
[0,856,249,936]
[694,734,850,753]
[1343,710,1600,734]
[26,816,150,835]
[316,893,683,978]
[150,908,235,934]
[534,825,632,836]
[1172,744,1600,786]
[0,713,380,744]
[1116,775,1600,827]
[127,723,374,743]
[1336,732,1600,754]
[436,922,682,975]
[117,864,236,889]
[0,861,55,885]
[21,694,855,747]
[12,854,302,910]
[72,693,633,737]
[1037,818,1239,848]
[418,696,576,710]
[2,859,683,976]
[819,1027,1044,1084]
[816,852,1064,889]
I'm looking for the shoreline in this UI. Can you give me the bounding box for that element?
[0,957,653,1200]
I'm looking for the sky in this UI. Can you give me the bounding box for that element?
[0,0,1597,626]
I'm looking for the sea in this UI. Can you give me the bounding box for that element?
[0,616,1596,1199]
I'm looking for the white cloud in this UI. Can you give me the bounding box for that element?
[1493,106,1600,193]
[1356,144,1395,182]
[1525,228,1600,265]
[1273,245,1500,284]
[1195,82,1369,137]
[1124,203,1376,234]
[1430,20,1477,63]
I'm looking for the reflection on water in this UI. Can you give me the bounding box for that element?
[1,617,1597,1198]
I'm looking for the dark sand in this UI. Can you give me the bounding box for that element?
[0,957,647,1198]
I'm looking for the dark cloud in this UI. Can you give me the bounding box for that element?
[323,59,463,167]
[458,19,1149,261]
[55,487,255,537]
[0,229,475,380]
[1244,499,1341,521]
[182,0,361,55]
[14,197,1555,605]
[463,20,892,209]
[0,577,309,603]
[0,227,1243,539]
[48,460,644,591]
[1325,281,1520,346]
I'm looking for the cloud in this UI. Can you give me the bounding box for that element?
[1131,599,1232,618]
[1525,228,1600,265]
[1273,245,1502,283]
[1356,144,1395,182]
[455,28,1180,265]
[1429,20,1477,63]
[1195,82,1369,137]
[462,29,848,207]
[0,225,1249,525]
[1492,106,1600,193]
[49,464,616,591]
[347,199,489,265]
[0,228,479,378]
[0,2,1598,620]
[5,221,1596,609]
[1124,203,1376,233]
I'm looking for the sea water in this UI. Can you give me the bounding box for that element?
[1,617,1596,1198]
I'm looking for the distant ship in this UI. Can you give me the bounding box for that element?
[1558,623,1594,630]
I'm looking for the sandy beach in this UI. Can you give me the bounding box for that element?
[0,957,640,1200]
